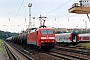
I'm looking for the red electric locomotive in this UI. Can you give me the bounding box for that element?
[27,27,56,50]
[6,19,56,50]
[6,27,56,50]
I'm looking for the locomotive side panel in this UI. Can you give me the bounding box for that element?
[27,31,38,46]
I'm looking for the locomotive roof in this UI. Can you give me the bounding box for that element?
[79,33,90,36]
[37,28,54,30]
[28,27,54,33]
[55,33,71,35]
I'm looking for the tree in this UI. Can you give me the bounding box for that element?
[0,30,18,40]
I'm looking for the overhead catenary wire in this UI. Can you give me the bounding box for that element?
[44,0,72,16]
[0,0,25,28]
[36,0,55,19]
[38,0,55,15]
[0,0,19,16]
[10,0,24,31]
[0,9,16,15]
[14,0,24,20]
[9,0,19,21]
[12,0,19,17]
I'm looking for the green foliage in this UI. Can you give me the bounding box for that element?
[78,30,90,34]
[0,39,4,51]
[77,42,90,48]
[0,30,18,40]
[55,31,62,34]
[55,31,70,34]
[0,39,7,56]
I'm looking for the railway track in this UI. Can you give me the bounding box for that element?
[46,52,75,60]
[56,46,90,56]
[6,42,62,60]
[45,50,88,60]
[4,41,34,60]
[52,46,90,60]
[6,42,90,60]
[4,42,18,60]
[78,47,90,52]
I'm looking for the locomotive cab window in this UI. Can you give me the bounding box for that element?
[40,30,54,34]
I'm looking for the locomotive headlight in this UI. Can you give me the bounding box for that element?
[48,41,50,42]
[46,41,47,42]
[52,40,54,42]
[41,41,44,43]
[41,37,46,39]
[49,37,55,39]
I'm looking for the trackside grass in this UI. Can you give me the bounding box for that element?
[77,42,90,48]
[0,39,4,51]
[0,39,7,56]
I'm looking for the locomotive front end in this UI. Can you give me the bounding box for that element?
[38,28,56,50]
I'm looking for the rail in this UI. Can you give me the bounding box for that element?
[4,41,34,60]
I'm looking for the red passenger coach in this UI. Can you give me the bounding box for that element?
[79,33,90,42]
[56,32,79,45]
[27,28,56,50]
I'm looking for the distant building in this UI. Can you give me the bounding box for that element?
[54,28,90,33]
[54,28,67,32]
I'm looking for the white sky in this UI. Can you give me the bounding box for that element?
[0,0,90,33]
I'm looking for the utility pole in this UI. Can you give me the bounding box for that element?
[79,0,82,7]
[85,20,87,30]
[28,3,32,29]
[33,17,35,27]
